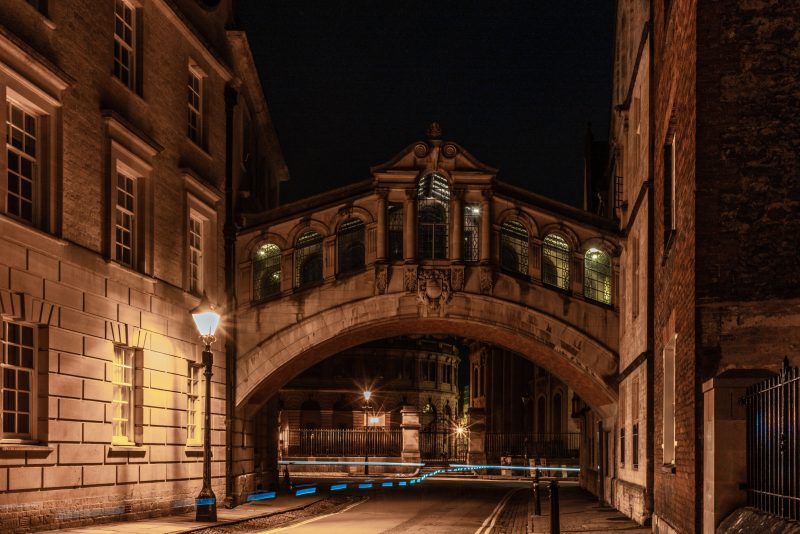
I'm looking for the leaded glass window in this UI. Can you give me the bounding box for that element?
[113,0,135,89]
[294,231,323,287]
[337,219,365,274]
[6,101,37,223]
[500,220,528,275]
[542,234,570,290]
[186,364,201,446]
[388,203,403,261]
[1,322,36,439]
[115,171,136,267]
[463,204,480,262]
[417,173,449,260]
[188,216,203,294]
[187,68,203,144]
[584,248,611,304]
[253,243,281,301]
[112,346,134,445]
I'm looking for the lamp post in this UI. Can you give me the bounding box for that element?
[191,294,220,522]
[362,390,373,476]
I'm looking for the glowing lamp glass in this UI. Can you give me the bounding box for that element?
[192,311,220,338]
[363,390,372,402]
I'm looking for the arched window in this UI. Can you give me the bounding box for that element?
[500,220,529,275]
[542,234,570,290]
[388,203,403,261]
[252,243,281,301]
[337,218,365,274]
[294,231,323,288]
[584,248,612,304]
[552,392,563,434]
[417,173,449,260]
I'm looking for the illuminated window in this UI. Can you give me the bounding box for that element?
[5,101,38,224]
[417,173,449,260]
[663,334,677,465]
[500,220,528,275]
[253,243,281,301]
[542,234,570,290]
[1,322,36,439]
[463,204,480,262]
[112,346,135,445]
[114,171,136,267]
[337,218,365,274]
[186,363,201,446]
[187,68,203,145]
[113,0,136,89]
[294,231,323,287]
[584,248,611,304]
[632,378,639,469]
[188,215,203,294]
[387,203,403,261]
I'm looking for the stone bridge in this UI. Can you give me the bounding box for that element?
[234,133,621,418]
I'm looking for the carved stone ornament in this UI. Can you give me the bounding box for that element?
[413,143,429,158]
[451,265,465,292]
[479,266,493,295]
[442,143,458,158]
[404,265,418,292]
[375,263,389,294]
[416,269,452,311]
[426,122,442,139]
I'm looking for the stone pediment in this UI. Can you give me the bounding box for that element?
[371,124,497,186]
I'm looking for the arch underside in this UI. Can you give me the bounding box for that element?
[237,294,619,418]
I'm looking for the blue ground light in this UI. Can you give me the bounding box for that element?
[246,491,276,502]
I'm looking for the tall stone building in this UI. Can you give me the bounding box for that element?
[602,1,800,532]
[0,0,285,530]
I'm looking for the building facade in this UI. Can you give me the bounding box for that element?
[0,0,285,530]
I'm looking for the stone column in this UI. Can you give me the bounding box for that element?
[280,251,293,292]
[401,405,421,466]
[323,236,336,281]
[451,189,463,262]
[571,252,584,295]
[376,189,387,262]
[479,192,491,263]
[467,408,487,465]
[403,190,416,262]
[702,374,770,534]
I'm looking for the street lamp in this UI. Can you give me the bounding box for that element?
[191,294,220,522]
[362,390,373,476]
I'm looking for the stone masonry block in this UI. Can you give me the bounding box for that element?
[10,268,43,298]
[48,420,82,442]
[149,445,183,463]
[118,303,141,326]
[61,263,105,296]
[117,464,139,484]
[43,465,82,488]
[49,373,83,399]
[141,312,168,335]
[1,238,27,270]
[60,307,106,338]
[59,398,104,422]
[59,443,104,465]
[143,425,167,444]
[28,250,59,281]
[44,280,82,309]
[82,422,112,443]
[166,463,189,480]
[83,378,112,402]
[84,335,114,360]
[83,293,118,321]
[83,464,116,486]
[130,289,150,311]
[139,463,166,482]
[50,328,83,355]
[8,466,42,490]
[60,353,104,380]
[0,467,7,491]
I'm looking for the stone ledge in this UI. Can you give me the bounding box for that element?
[0,443,54,453]
[108,445,147,456]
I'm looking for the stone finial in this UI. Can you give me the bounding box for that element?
[426,122,442,139]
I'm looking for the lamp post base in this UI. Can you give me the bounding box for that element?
[195,487,217,522]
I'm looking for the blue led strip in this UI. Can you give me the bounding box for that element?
[330,483,348,491]
[279,460,424,467]
[246,491,276,502]
[196,497,216,506]
[295,487,317,496]
[358,483,373,489]
[381,482,393,487]
[447,464,580,472]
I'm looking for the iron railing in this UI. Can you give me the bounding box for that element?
[743,358,800,521]
[420,430,468,461]
[285,428,402,457]
[485,432,580,460]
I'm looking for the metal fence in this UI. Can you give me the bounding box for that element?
[485,432,580,459]
[420,430,468,461]
[285,428,402,457]
[744,358,800,521]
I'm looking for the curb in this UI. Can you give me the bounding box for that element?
[176,497,326,533]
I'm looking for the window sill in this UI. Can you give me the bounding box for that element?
[0,443,54,453]
[109,75,145,103]
[187,138,212,160]
[661,464,676,474]
[184,446,204,456]
[108,444,147,456]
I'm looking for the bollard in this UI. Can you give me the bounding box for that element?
[549,480,560,534]
[532,468,541,516]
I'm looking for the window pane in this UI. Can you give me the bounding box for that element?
[500,220,528,274]
[417,174,449,260]
[584,248,611,304]
[294,231,323,287]
[337,219,365,274]
[542,234,570,290]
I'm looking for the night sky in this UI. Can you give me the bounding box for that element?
[235,1,614,206]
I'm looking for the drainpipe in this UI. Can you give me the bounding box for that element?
[223,84,239,507]
[645,12,656,522]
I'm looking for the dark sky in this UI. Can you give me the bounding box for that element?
[236,1,614,206]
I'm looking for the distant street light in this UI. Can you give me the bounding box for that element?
[363,390,373,476]
[191,294,220,522]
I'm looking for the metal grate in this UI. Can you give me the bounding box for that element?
[417,174,449,260]
[744,358,800,521]
[584,248,611,304]
[500,220,528,275]
[463,204,480,262]
[420,430,468,461]
[294,231,323,288]
[614,174,623,210]
[253,243,281,301]
[337,219,365,274]
[485,432,580,460]
[542,234,570,290]
[286,428,402,457]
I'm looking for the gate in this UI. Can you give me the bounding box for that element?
[420,430,467,462]
[743,357,800,521]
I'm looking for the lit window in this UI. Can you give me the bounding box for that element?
[112,346,135,445]
[188,216,203,294]
[337,219,365,275]
[114,171,136,267]
[113,0,136,89]
[5,101,38,224]
[584,248,611,304]
[187,68,203,145]
[542,234,570,290]
[632,378,639,469]
[463,204,480,262]
[387,204,403,261]
[294,231,323,288]
[663,334,677,465]
[186,364,201,446]
[1,322,36,439]
[417,173,449,260]
[253,243,281,301]
[500,220,528,275]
